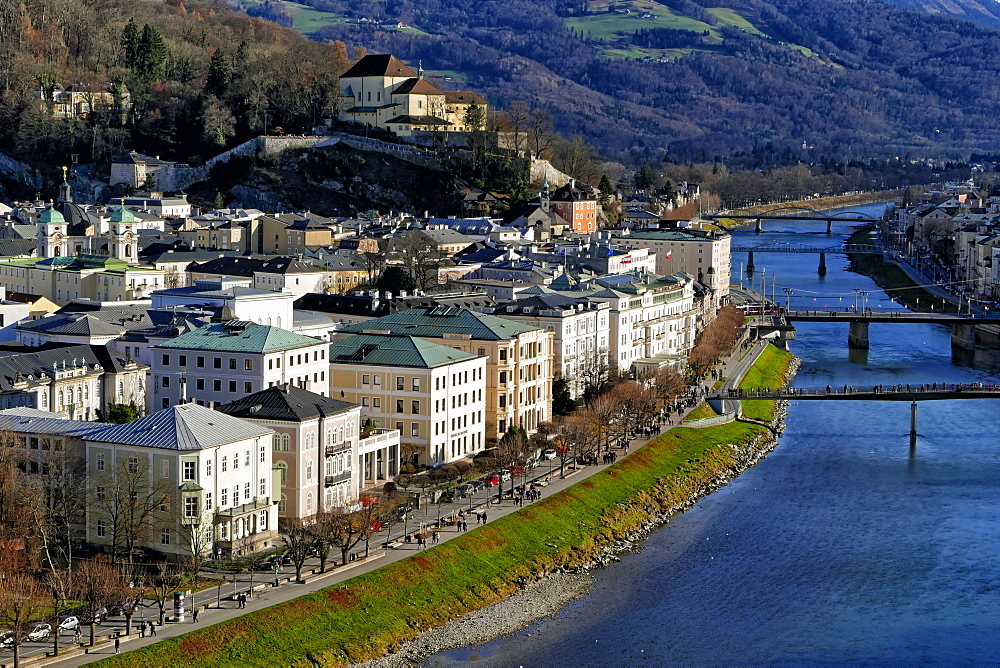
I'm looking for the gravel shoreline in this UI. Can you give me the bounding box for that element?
[354,572,595,667]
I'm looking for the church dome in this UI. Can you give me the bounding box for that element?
[109,206,138,223]
[38,206,65,224]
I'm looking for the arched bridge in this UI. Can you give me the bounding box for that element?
[732,243,885,274]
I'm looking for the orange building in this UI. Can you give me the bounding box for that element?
[549,180,598,234]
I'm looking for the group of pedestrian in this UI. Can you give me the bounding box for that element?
[237,593,248,608]
[476,510,488,524]
[602,451,618,465]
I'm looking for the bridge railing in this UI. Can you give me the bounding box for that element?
[720,382,1000,397]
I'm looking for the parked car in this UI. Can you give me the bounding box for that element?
[498,470,512,482]
[0,629,13,647]
[369,520,383,532]
[58,616,80,632]
[484,474,500,487]
[27,623,51,642]
[541,449,557,460]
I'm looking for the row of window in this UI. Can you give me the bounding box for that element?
[160,349,326,370]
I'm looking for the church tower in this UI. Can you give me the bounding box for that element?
[37,205,67,257]
[540,178,551,213]
[107,206,138,261]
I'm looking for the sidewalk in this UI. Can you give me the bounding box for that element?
[30,344,761,668]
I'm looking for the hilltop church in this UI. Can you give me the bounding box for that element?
[338,54,487,141]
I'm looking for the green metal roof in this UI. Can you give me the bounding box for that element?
[109,206,138,223]
[156,323,323,354]
[329,333,480,368]
[339,306,540,341]
[38,207,65,224]
[625,229,726,241]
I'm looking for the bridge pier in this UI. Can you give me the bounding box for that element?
[848,321,870,349]
[746,250,755,272]
[818,252,827,275]
[951,323,976,350]
[826,219,833,235]
[755,218,763,234]
[910,401,918,439]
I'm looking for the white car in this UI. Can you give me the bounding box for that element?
[58,616,79,632]
[541,448,557,460]
[0,629,13,647]
[27,623,51,642]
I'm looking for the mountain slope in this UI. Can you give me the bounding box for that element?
[280,0,1000,162]
[875,0,1000,29]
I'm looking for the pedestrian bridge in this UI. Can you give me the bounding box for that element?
[707,207,882,234]
[718,382,1000,401]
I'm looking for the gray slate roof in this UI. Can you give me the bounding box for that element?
[218,385,358,422]
[88,403,273,450]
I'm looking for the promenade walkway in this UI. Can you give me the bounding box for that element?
[23,344,767,668]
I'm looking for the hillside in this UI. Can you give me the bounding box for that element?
[265,0,1000,163]
[876,0,1000,29]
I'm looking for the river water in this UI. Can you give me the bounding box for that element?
[429,204,1000,666]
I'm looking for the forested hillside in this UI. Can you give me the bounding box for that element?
[291,0,1000,163]
[0,0,347,171]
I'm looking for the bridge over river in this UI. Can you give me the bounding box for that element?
[755,310,1000,350]
[730,243,887,274]
[707,207,883,234]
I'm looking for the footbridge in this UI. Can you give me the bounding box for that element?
[707,207,882,234]
[775,310,1000,350]
[730,243,886,274]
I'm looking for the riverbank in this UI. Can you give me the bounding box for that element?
[711,191,899,229]
[96,347,798,668]
[846,228,957,313]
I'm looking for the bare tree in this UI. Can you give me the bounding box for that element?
[0,430,43,571]
[90,454,169,566]
[42,569,75,657]
[74,558,129,646]
[504,100,531,154]
[529,108,554,158]
[35,444,86,572]
[279,520,312,582]
[147,562,191,626]
[560,410,601,472]
[495,426,529,501]
[0,573,46,668]
[178,522,212,578]
[315,506,368,567]
[358,240,387,288]
[392,232,446,292]
[651,367,686,410]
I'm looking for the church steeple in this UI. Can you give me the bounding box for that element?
[418,60,424,80]
[540,178,550,213]
[57,166,72,204]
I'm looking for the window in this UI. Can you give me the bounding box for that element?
[244,482,251,500]
[160,528,170,545]
[160,460,169,478]
[127,456,139,473]
[222,488,228,506]
[306,460,313,480]
[96,519,106,538]
[500,349,507,361]
[96,453,105,471]
[245,359,253,371]
[196,378,205,390]
[396,399,404,414]
[362,374,370,385]
[278,494,287,513]
[179,355,187,366]
[396,376,405,391]
[362,397,370,407]
[259,477,266,496]
[412,378,420,391]
[233,454,239,469]
[411,400,419,414]
[229,359,237,370]
[214,380,221,392]
[245,450,250,467]
[500,371,507,384]
[245,382,252,394]
[95,486,106,501]
[197,356,205,368]
[183,461,196,481]
[478,348,486,356]
[499,395,506,408]
[206,459,212,476]
[373,398,381,408]
[260,446,266,463]
[214,357,221,369]
[162,354,169,366]
[411,423,419,437]
[162,376,170,388]
[276,461,287,483]
[374,375,381,386]
[221,456,227,473]
[205,492,213,510]
[184,496,198,517]
[229,381,237,393]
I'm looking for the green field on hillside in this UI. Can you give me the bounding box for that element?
[567,6,718,40]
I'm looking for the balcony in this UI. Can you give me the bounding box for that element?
[325,471,352,487]
[325,441,349,457]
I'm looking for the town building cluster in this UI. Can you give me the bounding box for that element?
[2,54,729,564]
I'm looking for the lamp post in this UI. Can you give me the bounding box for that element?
[783,287,793,312]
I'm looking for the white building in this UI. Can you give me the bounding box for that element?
[84,403,279,560]
[151,277,295,329]
[150,321,329,412]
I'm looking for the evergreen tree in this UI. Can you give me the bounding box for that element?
[635,162,658,190]
[135,23,166,81]
[598,174,614,207]
[121,18,140,68]
[204,47,230,98]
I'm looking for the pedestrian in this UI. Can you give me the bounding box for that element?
[114,636,120,654]
[139,621,146,638]
[193,608,199,623]
[149,621,157,636]
[74,627,82,644]
[482,511,488,523]
[432,531,440,544]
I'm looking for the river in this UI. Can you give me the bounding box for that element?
[428,204,1000,666]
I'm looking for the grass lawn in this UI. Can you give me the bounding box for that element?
[99,418,771,667]
[707,7,764,35]
[281,1,345,34]
[683,401,719,421]
[567,6,717,41]
[738,344,795,421]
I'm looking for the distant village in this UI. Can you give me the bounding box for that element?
[1,54,727,564]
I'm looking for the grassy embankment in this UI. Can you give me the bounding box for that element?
[738,344,796,422]
[683,401,719,421]
[846,228,956,313]
[99,356,792,667]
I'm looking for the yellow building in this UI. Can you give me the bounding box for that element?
[335,307,553,442]
[0,255,166,306]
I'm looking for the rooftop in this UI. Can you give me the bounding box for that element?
[339,306,540,341]
[329,333,480,368]
[155,322,323,354]
[86,403,273,450]
[217,385,359,422]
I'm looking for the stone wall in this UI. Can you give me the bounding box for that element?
[529,158,572,188]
